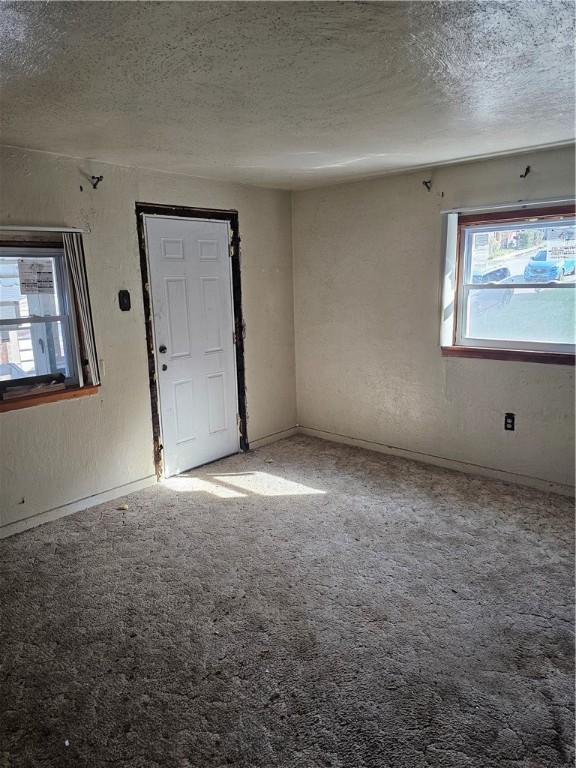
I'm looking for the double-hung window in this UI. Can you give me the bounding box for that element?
[442,205,575,363]
[0,246,80,387]
[0,230,99,407]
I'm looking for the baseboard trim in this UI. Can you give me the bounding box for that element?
[0,475,158,539]
[299,426,575,496]
[3,426,571,540]
[249,426,299,449]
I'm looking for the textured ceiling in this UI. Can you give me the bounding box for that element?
[0,1,574,189]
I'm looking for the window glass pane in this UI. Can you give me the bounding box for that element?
[466,218,576,285]
[0,256,63,320]
[0,320,71,381]
[465,287,575,345]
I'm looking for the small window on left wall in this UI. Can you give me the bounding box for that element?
[0,234,98,406]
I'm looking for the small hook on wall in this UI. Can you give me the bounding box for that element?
[422,179,432,192]
[520,165,531,179]
[90,175,104,190]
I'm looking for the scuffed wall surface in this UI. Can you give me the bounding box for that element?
[0,146,296,528]
[293,146,575,490]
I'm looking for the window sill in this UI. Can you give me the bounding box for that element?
[441,346,575,365]
[0,384,100,413]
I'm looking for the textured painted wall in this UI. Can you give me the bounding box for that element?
[293,146,575,491]
[1,143,573,534]
[0,146,296,528]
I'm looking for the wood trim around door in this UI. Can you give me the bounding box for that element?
[135,202,249,478]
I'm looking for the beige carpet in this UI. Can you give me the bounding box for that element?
[1,436,574,767]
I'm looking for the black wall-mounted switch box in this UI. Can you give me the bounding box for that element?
[118,290,131,311]
[504,413,515,431]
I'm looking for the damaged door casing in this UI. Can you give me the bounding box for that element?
[135,202,249,478]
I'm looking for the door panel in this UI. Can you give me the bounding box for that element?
[145,215,239,477]
[166,278,191,356]
[207,372,227,433]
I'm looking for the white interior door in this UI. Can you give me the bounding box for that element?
[144,215,240,477]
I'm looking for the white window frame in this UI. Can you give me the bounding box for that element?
[0,246,83,387]
[441,204,576,360]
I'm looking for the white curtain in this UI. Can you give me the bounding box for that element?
[62,233,100,386]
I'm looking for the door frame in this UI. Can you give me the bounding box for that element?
[135,202,249,478]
